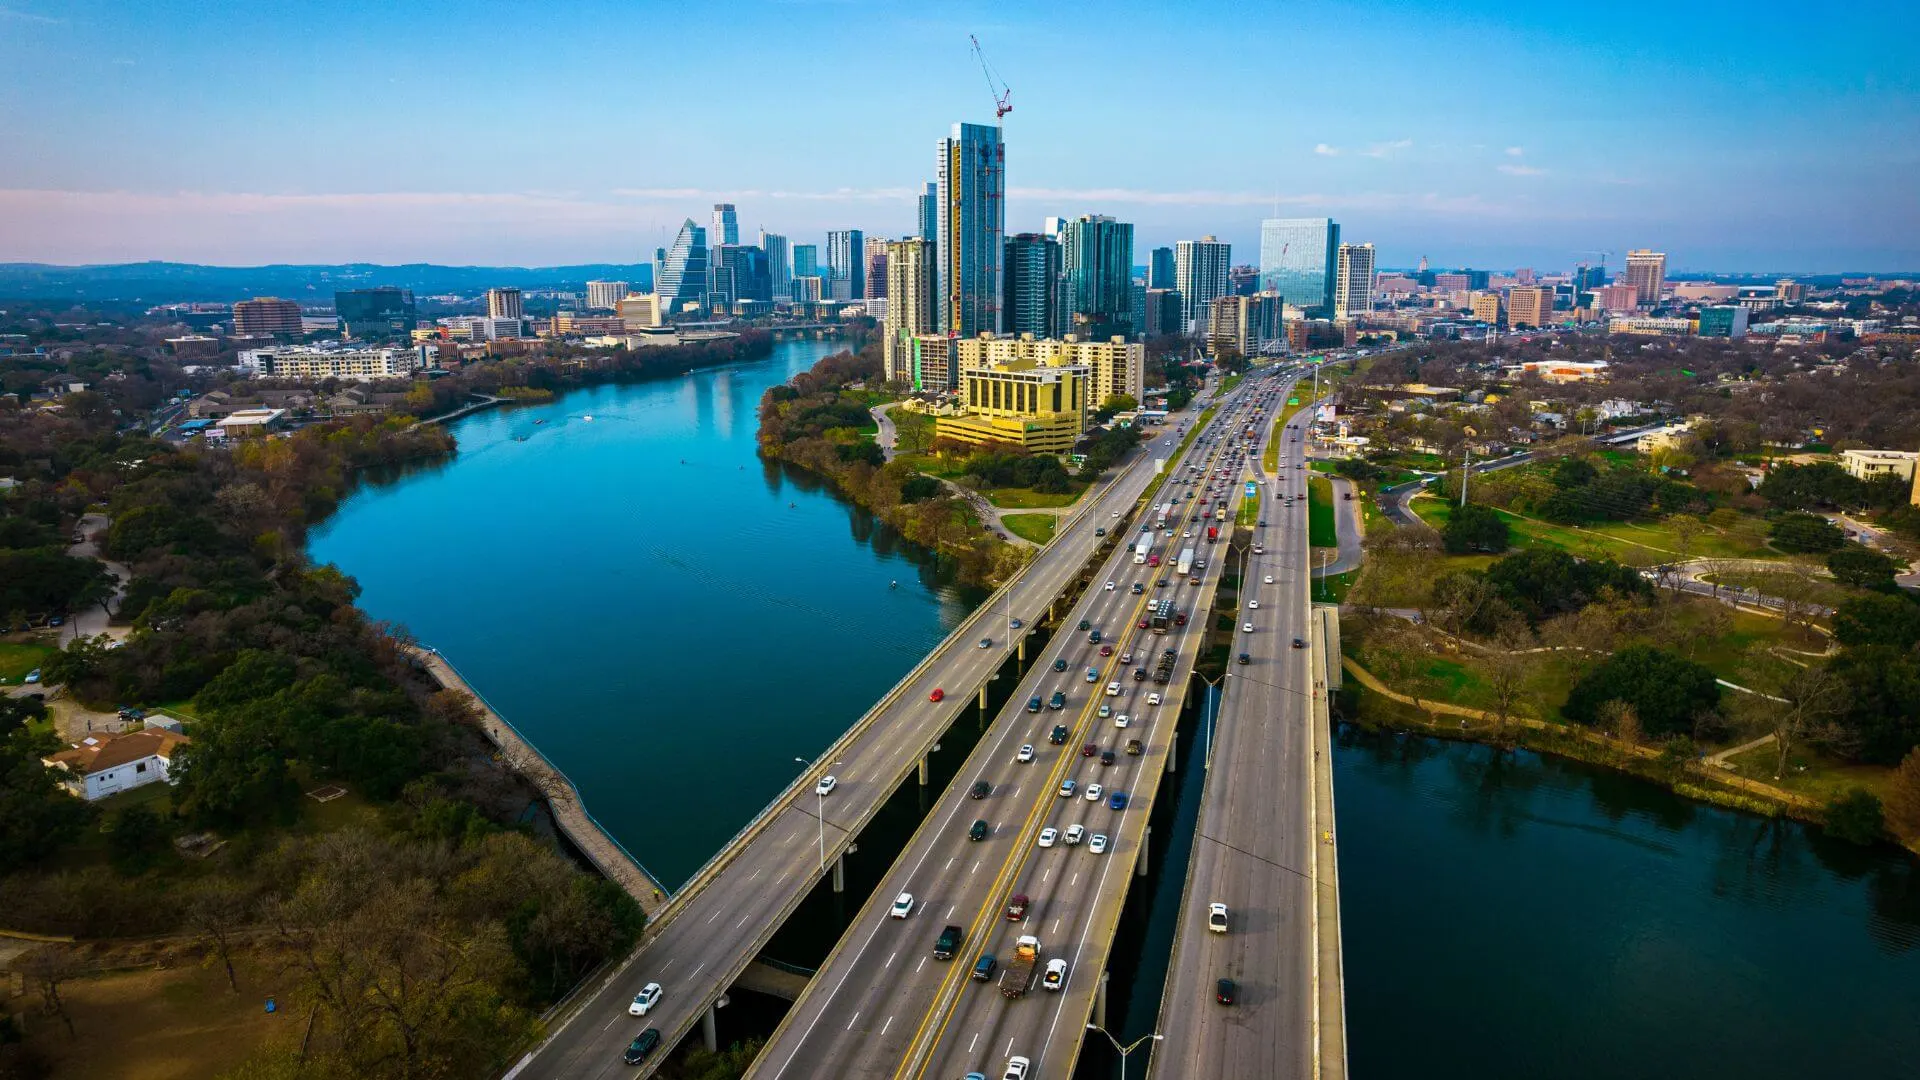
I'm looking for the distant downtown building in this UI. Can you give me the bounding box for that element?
[759,232,790,298]
[1259,217,1340,316]
[1626,249,1667,306]
[585,280,629,312]
[826,230,864,301]
[1003,232,1064,339]
[918,183,938,243]
[1206,293,1284,357]
[1143,288,1181,337]
[486,287,524,321]
[792,244,820,281]
[1174,236,1231,333]
[864,236,890,300]
[334,287,416,340]
[1471,292,1502,325]
[1148,247,1176,290]
[231,297,304,337]
[1696,304,1749,338]
[711,204,739,246]
[656,219,710,314]
[240,342,422,381]
[1333,242,1375,321]
[1507,284,1555,329]
[883,238,937,382]
[1061,214,1134,341]
[954,333,1143,409]
[937,121,1006,336]
[710,244,772,305]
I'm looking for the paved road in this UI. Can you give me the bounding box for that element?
[1314,476,1364,578]
[744,374,1271,1080]
[1153,375,1319,1079]
[871,402,900,462]
[513,396,1215,1080]
[62,512,130,646]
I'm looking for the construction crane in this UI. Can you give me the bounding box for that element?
[1574,249,1612,270]
[970,34,1012,120]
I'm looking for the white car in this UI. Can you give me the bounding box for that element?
[891,893,915,919]
[1208,902,1229,933]
[1247,600,1260,610]
[1114,713,1130,728]
[628,981,663,1016]
[1058,779,1077,797]
[1104,580,1115,591]
[1089,833,1109,854]
[1064,823,1084,845]
[1264,575,1275,584]
[1097,704,1112,719]
[1184,529,1194,538]
[1120,652,1133,664]
[815,775,837,796]
[1003,1057,1031,1080]
[1016,744,1036,763]
[1037,827,1058,848]
[1147,693,1162,707]
[1042,957,1069,992]
[1084,783,1104,802]
[1105,680,1121,697]
[1243,623,1255,633]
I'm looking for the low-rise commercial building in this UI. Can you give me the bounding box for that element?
[1607,316,1696,337]
[934,359,1088,455]
[240,343,422,381]
[1839,448,1918,484]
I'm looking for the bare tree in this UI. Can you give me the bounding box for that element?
[17,947,78,1038]
[1598,700,1643,747]
[1482,617,1538,738]
[1737,648,1851,779]
[1665,513,1704,564]
[187,880,256,993]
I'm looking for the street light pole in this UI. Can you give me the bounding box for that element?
[795,756,844,873]
[1084,1025,1163,1080]
[1194,671,1225,772]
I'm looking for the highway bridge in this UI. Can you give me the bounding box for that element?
[509,385,1224,1080]
[741,371,1313,1079]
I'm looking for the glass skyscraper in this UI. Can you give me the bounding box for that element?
[1258,217,1340,316]
[1061,215,1133,341]
[334,286,416,340]
[918,183,938,243]
[937,122,1006,336]
[760,231,789,297]
[792,244,820,280]
[656,218,709,314]
[1149,247,1175,290]
[827,230,865,301]
[711,203,739,246]
[1174,236,1231,333]
[1003,232,1063,339]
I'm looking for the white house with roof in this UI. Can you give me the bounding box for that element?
[42,728,190,801]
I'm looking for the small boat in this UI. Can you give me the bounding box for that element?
[889,580,898,589]
[534,418,546,425]
[582,415,594,422]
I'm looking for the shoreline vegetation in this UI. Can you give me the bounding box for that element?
[0,331,791,1077]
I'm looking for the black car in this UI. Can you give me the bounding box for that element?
[1238,652,1251,665]
[1078,618,1091,631]
[623,1028,662,1064]
[1049,724,1069,745]
[1215,978,1237,1006]
[1292,638,1307,649]
[1027,696,1043,713]
[1100,750,1116,766]
[1049,691,1067,709]
[1053,658,1069,672]
[973,953,998,981]
[969,819,990,841]
[1133,668,1148,681]
[970,780,992,799]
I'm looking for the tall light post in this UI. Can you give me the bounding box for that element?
[1084,1025,1163,1080]
[795,756,844,872]
[1194,671,1226,771]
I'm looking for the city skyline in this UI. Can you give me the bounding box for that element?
[1,1,1915,271]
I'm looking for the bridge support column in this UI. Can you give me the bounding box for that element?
[702,1003,718,1053]
[918,753,930,786]
[1166,737,1177,774]
[1094,970,1110,1030]
[979,684,989,710]
[1136,825,1150,877]
[832,853,846,893]
[1017,636,1026,663]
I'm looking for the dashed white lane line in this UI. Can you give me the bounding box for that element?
[886,950,897,969]
[881,1015,894,1036]
[916,957,927,974]
[946,905,956,919]
[969,1032,980,1054]
[971,860,981,875]
[846,1011,860,1031]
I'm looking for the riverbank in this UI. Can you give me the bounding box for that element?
[1337,653,1920,857]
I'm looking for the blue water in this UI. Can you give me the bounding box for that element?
[309,339,985,886]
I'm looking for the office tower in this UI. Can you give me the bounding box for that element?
[883,238,936,382]
[827,229,865,301]
[1174,236,1231,332]
[1508,285,1554,329]
[1143,289,1181,337]
[918,183,938,243]
[864,236,890,299]
[793,244,820,280]
[1471,292,1502,325]
[1626,249,1666,305]
[486,287,524,321]
[1259,218,1340,316]
[1061,214,1134,341]
[711,245,771,305]
[585,280,629,311]
[657,218,710,313]
[1775,278,1807,305]
[231,297,303,337]
[1573,263,1608,298]
[1696,305,1749,338]
[1003,232,1064,339]
[711,203,738,246]
[1334,242,1376,320]
[792,276,825,303]
[1206,294,1284,356]
[1462,269,1491,291]
[759,232,789,298]
[1595,283,1639,312]
[1228,265,1259,297]
[1149,247,1175,290]
[335,287,417,340]
[936,121,1006,336]
[1514,268,1535,285]
[1130,281,1147,337]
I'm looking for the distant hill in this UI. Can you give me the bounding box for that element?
[0,262,656,304]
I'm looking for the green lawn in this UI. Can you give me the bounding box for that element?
[1308,476,1337,548]
[0,639,58,683]
[1312,569,1358,604]
[984,487,1082,510]
[1723,742,1892,801]
[1263,385,1325,472]
[1410,495,1777,567]
[1221,373,1244,394]
[1002,513,1059,544]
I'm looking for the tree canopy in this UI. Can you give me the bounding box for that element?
[1563,645,1721,738]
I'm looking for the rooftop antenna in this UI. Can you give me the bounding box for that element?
[970,35,1012,122]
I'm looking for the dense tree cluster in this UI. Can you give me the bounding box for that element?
[1758,461,1912,514]
[1441,502,1510,554]
[1564,645,1722,737]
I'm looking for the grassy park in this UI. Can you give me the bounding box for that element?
[1001,513,1059,544]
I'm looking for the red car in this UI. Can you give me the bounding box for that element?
[929,688,945,702]
[1005,893,1030,921]
[1099,644,1114,656]
[1138,618,1150,629]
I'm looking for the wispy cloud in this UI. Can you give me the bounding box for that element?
[1505,146,1525,157]
[1313,143,1341,157]
[1358,139,1413,159]
[0,4,62,23]
[1497,163,1547,176]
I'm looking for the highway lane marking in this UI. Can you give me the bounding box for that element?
[882,1015,894,1036]
[946,905,956,919]
[971,860,980,875]
[916,956,926,973]
[1050,917,1060,935]
[691,962,705,979]
[602,1014,621,1031]
[660,959,675,972]
[707,910,721,924]
[847,1011,860,1031]
[968,1032,980,1054]
[736,915,750,928]
[945,857,955,871]
[1071,873,1079,887]
[886,951,896,968]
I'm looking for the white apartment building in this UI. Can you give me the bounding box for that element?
[240,343,422,381]
[950,333,1145,409]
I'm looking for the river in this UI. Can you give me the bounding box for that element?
[309,338,1920,1076]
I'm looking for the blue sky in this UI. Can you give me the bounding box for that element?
[2,0,1915,271]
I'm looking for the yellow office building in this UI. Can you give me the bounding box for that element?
[935,361,1088,455]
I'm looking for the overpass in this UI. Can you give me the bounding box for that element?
[1151,374,1344,1079]
[507,392,1219,1079]
[741,372,1282,1079]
